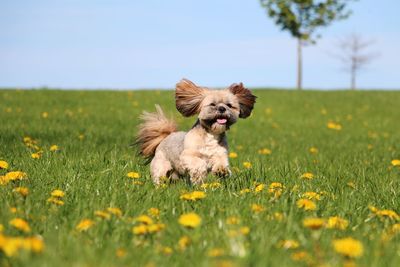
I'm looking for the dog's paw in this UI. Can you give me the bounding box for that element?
[213,166,231,178]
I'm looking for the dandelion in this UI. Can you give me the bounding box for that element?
[31,153,41,159]
[135,215,153,225]
[326,216,349,230]
[160,246,173,255]
[240,188,251,195]
[47,197,64,206]
[207,248,225,257]
[226,216,240,225]
[13,187,29,197]
[240,226,250,235]
[229,152,238,158]
[49,145,59,151]
[78,134,85,140]
[0,160,8,169]
[51,189,65,198]
[94,210,111,220]
[41,112,49,118]
[178,235,191,251]
[376,209,399,220]
[251,204,265,213]
[254,183,265,193]
[180,191,206,201]
[132,223,165,235]
[332,237,363,258]
[76,219,95,232]
[127,172,140,179]
[258,148,272,155]
[327,121,342,130]
[278,240,300,249]
[107,207,122,217]
[132,224,148,235]
[309,147,318,154]
[273,212,284,221]
[5,171,27,182]
[178,213,201,228]
[148,207,160,218]
[243,162,252,169]
[300,172,314,180]
[296,199,317,211]
[116,248,127,258]
[291,251,310,262]
[303,217,325,230]
[201,182,221,190]
[391,159,400,167]
[9,218,31,233]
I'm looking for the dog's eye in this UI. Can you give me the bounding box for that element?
[226,103,233,108]
[209,103,216,107]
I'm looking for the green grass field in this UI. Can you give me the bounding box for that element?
[1,89,399,267]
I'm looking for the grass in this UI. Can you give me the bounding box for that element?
[0,89,399,267]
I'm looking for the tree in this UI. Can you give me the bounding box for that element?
[331,33,378,90]
[260,0,355,90]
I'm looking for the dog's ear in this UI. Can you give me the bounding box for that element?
[229,83,256,118]
[175,79,207,117]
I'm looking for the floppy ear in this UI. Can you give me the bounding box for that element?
[175,79,207,117]
[229,83,256,118]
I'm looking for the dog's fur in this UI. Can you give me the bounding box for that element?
[135,79,256,184]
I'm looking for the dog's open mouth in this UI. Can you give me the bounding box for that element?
[215,116,228,125]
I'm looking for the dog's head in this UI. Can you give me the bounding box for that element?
[175,79,256,135]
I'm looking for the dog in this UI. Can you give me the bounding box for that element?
[135,79,256,184]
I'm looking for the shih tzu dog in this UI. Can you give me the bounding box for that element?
[135,79,256,184]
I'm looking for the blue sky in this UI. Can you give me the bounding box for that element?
[1,0,399,89]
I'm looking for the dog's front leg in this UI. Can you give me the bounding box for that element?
[180,150,207,184]
[211,154,231,178]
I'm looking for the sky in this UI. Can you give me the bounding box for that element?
[1,0,399,90]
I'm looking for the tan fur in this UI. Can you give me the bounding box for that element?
[135,79,256,184]
[136,105,177,159]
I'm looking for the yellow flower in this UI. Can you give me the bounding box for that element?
[13,187,29,197]
[76,219,95,232]
[201,182,221,190]
[116,248,127,258]
[148,207,160,218]
[258,148,272,155]
[0,235,44,257]
[147,223,165,233]
[5,171,27,182]
[291,251,310,262]
[41,112,49,118]
[303,217,325,230]
[178,235,191,251]
[254,183,265,193]
[47,197,64,206]
[132,224,148,235]
[51,189,65,198]
[228,152,238,158]
[240,188,251,195]
[9,218,31,233]
[180,191,206,201]
[178,213,201,228]
[240,226,250,235]
[278,239,300,249]
[31,153,41,159]
[160,246,173,255]
[107,207,122,217]
[0,224,3,232]
[332,237,363,258]
[302,192,321,200]
[226,216,240,225]
[242,162,252,169]
[94,210,111,220]
[135,215,154,225]
[207,248,225,257]
[251,203,265,213]
[132,223,165,235]
[326,216,349,230]
[300,172,314,180]
[127,172,140,179]
[49,145,59,151]
[376,209,399,220]
[309,147,318,154]
[296,199,317,211]
[0,160,9,169]
[327,121,342,130]
[391,159,400,166]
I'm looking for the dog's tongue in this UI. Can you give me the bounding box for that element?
[217,118,227,124]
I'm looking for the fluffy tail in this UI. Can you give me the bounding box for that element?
[135,105,177,160]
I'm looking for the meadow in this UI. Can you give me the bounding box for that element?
[0,89,399,267]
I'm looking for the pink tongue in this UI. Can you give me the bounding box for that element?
[217,118,227,124]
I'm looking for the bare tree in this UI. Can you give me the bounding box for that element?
[332,33,378,90]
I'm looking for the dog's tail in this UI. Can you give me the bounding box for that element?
[135,105,177,160]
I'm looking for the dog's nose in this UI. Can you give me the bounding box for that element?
[218,106,226,113]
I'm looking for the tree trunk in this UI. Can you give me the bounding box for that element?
[297,38,302,90]
[351,64,356,90]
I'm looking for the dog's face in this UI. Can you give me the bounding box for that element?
[175,79,256,135]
